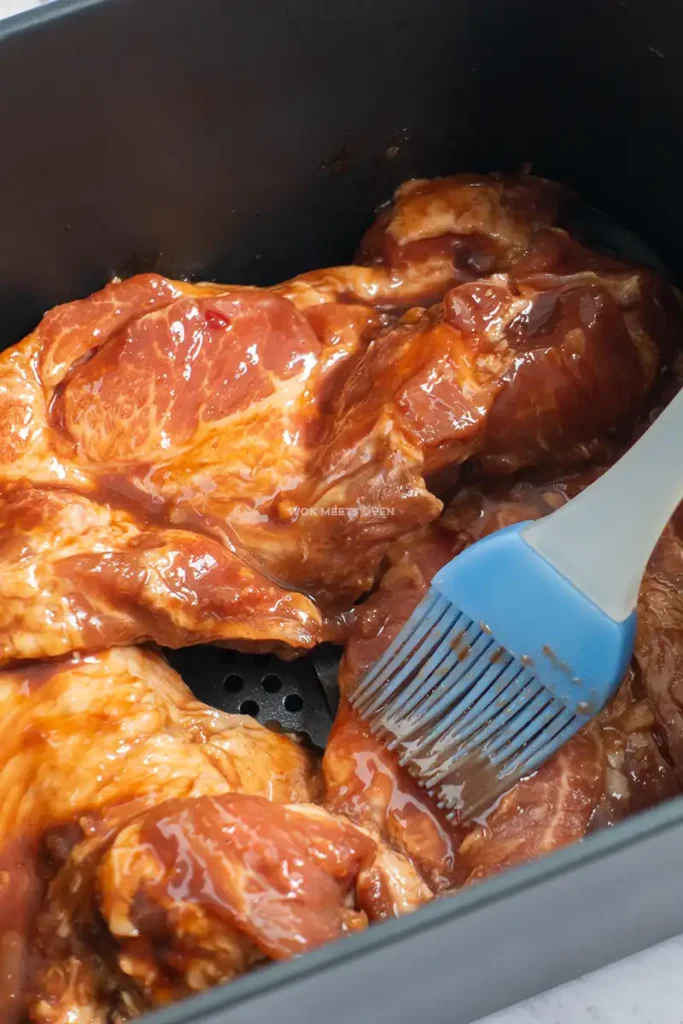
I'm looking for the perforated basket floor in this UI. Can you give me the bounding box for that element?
[166,643,342,751]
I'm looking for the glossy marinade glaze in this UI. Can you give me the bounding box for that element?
[1,170,682,1021]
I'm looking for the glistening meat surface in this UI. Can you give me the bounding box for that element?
[0,173,677,662]
[0,649,427,1022]
[0,168,682,1022]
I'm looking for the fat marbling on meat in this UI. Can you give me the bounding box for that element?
[0,170,681,1022]
[0,172,677,663]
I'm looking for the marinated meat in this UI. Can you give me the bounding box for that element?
[323,527,469,893]
[633,520,683,780]
[321,229,673,488]
[0,278,328,661]
[0,173,677,662]
[324,700,467,893]
[459,727,605,883]
[0,488,322,663]
[0,169,682,1021]
[273,173,565,315]
[355,838,434,919]
[0,646,320,843]
[94,797,374,1006]
[0,647,321,1020]
[0,649,335,1019]
[26,796,377,1019]
[354,172,567,304]
[590,665,680,830]
[0,649,423,1021]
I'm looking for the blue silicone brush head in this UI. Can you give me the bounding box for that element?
[350,522,635,821]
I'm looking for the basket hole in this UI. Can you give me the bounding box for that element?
[284,693,304,713]
[253,654,270,667]
[225,674,243,693]
[262,675,282,693]
[240,699,259,716]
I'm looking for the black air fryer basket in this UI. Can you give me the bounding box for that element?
[2,0,683,1021]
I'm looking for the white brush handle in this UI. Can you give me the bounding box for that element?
[523,387,683,623]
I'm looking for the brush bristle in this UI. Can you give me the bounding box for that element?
[349,590,579,821]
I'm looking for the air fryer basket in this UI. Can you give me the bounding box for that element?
[2,0,683,1021]
[165,645,340,751]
